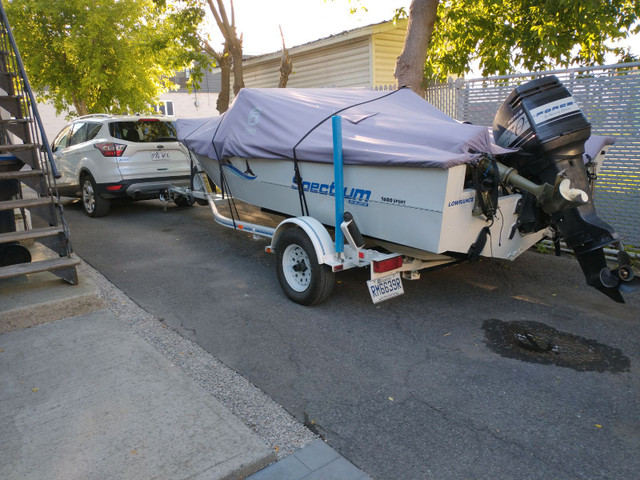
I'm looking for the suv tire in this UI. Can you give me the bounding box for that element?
[81,174,110,218]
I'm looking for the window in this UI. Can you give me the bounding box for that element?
[52,125,72,151]
[152,100,174,116]
[109,120,177,143]
[86,123,103,141]
[68,123,88,146]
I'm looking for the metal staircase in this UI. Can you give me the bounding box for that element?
[0,2,79,284]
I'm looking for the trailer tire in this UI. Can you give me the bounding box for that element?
[275,228,334,306]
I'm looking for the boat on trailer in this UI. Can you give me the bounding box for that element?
[174,77,638,305]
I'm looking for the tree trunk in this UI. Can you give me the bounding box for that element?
[204,41,231,114]
[229,40,244,96]
[207,0,244,97]
[216,48,232,113]
[73,96,88,116]
[394,0,440,97]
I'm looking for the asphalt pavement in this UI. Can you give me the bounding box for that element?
[58,198,640,480]
[0,244,371,480]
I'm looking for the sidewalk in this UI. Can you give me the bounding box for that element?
[0,246,371,480]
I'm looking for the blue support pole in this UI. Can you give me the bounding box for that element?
[332,116,344,254]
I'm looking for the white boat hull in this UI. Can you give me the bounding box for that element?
[199,155,545,260]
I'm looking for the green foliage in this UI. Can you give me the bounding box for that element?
[5,0,209,115]
[535,241,551,255]
[426,0,640,80]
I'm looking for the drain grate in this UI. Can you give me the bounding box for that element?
[482,319,630,373]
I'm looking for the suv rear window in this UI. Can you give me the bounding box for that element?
[109,120,177,143]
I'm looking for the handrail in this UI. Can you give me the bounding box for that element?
[0,1,60,178]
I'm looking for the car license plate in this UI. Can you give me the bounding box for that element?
[367,272,404,304]
[151,151,171,161]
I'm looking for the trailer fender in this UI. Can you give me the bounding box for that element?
[270,217,337,266]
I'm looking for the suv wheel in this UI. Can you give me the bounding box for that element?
[81,174,110,217]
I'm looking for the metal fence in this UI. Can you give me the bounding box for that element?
[425,63,640,248]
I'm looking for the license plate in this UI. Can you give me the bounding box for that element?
[367,272,404,304]
[151,151,171,161]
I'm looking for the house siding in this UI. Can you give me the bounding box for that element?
[244,37,372,88]
[242,19,407,90]
[371,25,407,87]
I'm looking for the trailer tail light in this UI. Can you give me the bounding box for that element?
[373,256,403,273]
[95,142,126,157]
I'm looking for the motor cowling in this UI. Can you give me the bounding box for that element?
[493,75,633,303]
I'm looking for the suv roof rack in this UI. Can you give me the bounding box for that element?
[76,113,112,120]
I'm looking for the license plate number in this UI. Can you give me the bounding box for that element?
[367,272,404,304]
[151,151,171,161]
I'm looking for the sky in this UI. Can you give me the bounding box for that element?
[204,0,412,56]
[204,0,640,76]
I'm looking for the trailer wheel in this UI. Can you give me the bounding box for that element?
[275,228,334,306]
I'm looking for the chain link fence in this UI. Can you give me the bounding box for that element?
[425,63,640,249]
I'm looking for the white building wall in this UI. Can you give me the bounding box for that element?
[36,103,73,144]
[244,37,372,88]
[159,91,220,118]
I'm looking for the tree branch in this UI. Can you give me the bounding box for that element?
[278,25,293,88]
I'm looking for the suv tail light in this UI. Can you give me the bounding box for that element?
[95,142,126,157]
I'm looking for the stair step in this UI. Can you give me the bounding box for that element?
[0,95,25,117]
[0,255,80,281]
[0,143,38,153]
[0,117,30,125]
[0,117,32,141]
[0,169,44,181]
[0,71,16,93]
[0,196,57,211]
[0,226,64,244]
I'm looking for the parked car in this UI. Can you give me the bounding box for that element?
[51,114,192,217]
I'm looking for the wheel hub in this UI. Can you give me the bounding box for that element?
[82,180,95,214]
[292,260,308,273]
[283,244,311,292]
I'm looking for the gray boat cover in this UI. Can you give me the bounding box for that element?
[176,87,513,169]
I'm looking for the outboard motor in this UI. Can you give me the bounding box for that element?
[493,75,637,303]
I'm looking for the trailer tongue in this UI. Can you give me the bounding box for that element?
[175,77,638,305]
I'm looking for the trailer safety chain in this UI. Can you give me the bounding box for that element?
[159,191,169,212]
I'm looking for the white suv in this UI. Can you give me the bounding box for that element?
[52,114,191,217]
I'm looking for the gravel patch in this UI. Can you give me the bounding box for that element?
[78,260,317,459]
